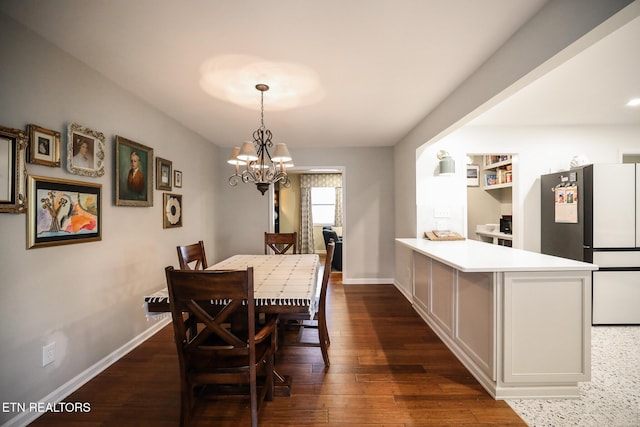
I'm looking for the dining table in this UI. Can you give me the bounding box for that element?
[145,253,321,316]
[144,253,321,396]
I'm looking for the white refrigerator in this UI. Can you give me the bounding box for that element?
[541,163,640,325]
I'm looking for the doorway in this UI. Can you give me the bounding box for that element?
[466,153,514,246]
[269,169,345,256]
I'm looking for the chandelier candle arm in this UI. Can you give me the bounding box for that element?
[227,83,293,195]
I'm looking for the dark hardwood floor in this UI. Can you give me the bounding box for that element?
[30,273,526,426]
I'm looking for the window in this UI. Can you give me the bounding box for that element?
[311,187,336,225]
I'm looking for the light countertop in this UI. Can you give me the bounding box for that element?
[396,238,598,273]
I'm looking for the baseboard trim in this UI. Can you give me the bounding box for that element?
[342,277,394,285]
[393,280,413,301]
[3,318,171,427]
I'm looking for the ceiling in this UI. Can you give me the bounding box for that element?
[1,0,638,152]
[470,12,640,127]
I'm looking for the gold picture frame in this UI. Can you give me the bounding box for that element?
[27,124,61,167]
[156,157,172,191]
[163,193,182,228]
[0,125,27,214]
[174,170,182,188]
[67,123,105,177]
[27,175,101,249]
[115,135,153,207]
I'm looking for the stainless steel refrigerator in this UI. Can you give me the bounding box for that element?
[541,164,640,325]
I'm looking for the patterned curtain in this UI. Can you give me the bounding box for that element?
[299,187,314,254]
[334,187,343,227]
[300,174,342,188]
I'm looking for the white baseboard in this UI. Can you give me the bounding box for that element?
[2,318,171,427]
[341,277,394,285]
[393,280,413,301]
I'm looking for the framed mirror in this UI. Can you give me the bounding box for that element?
[0,125,27,213]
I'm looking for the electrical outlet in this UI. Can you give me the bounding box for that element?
[42,342,55,367]
[433,207,451,218]
[435,220,448,230]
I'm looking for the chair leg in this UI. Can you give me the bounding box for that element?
[318,312,330,368]
[250,365,258,427]
[265,354,274,401]
[180,387,192,427]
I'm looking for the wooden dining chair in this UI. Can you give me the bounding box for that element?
[176,241,208,270]
[279,240,335,367]
[264,232,297,255]
[165,266,277,427]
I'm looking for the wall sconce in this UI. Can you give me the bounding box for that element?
[437,150,455,176]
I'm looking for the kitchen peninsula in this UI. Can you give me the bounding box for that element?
[396,238,598,399]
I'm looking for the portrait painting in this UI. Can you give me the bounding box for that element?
[27,175,101,249]
[156,157,172,191]
[115,135,153,207]
[174,170,182,188]
[28,124,61,167]
[67,123,105,177]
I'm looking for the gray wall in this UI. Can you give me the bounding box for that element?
[0,14,218,424]
[215,146,395,283]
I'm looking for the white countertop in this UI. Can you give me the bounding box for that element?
[396,238,598,273]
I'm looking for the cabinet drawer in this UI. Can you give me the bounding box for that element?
[593,251,640,268]
[593,271,640,325]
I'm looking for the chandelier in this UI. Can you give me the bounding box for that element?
[228,84,292,195]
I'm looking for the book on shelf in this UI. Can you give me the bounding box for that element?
[484,155,512,166]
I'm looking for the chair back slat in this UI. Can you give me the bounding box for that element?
[318,240,335,311]
[165,267,255,354]
[264,232,297,254]
[176,241,208,270]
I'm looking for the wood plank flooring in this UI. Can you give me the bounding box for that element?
[30,273,526,426]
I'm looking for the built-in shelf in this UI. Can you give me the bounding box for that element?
[482,159,512,170]
[483,155,512,190]
[484,182,512,190]
[476,229,513,246]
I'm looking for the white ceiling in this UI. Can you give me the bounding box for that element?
[470,12,640,127]
[1,0,638,151]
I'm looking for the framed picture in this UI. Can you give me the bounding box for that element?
[467,164,479,187]
[174,170,182,188]
[156,157,172,191]
[67,123,105,177]
[27,175,101,249]
[27,124,61,167]
[115,135,153,207]
[0,125,27,214]
[163,193,182,228]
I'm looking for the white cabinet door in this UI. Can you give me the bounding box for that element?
[637,164,640,247]
[593,164,636,248]
[593,271,640,324]
[429,260,455,336]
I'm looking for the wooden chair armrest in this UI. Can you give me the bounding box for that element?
[254,316,278,343]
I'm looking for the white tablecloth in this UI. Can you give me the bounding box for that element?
[145,254,320,318]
